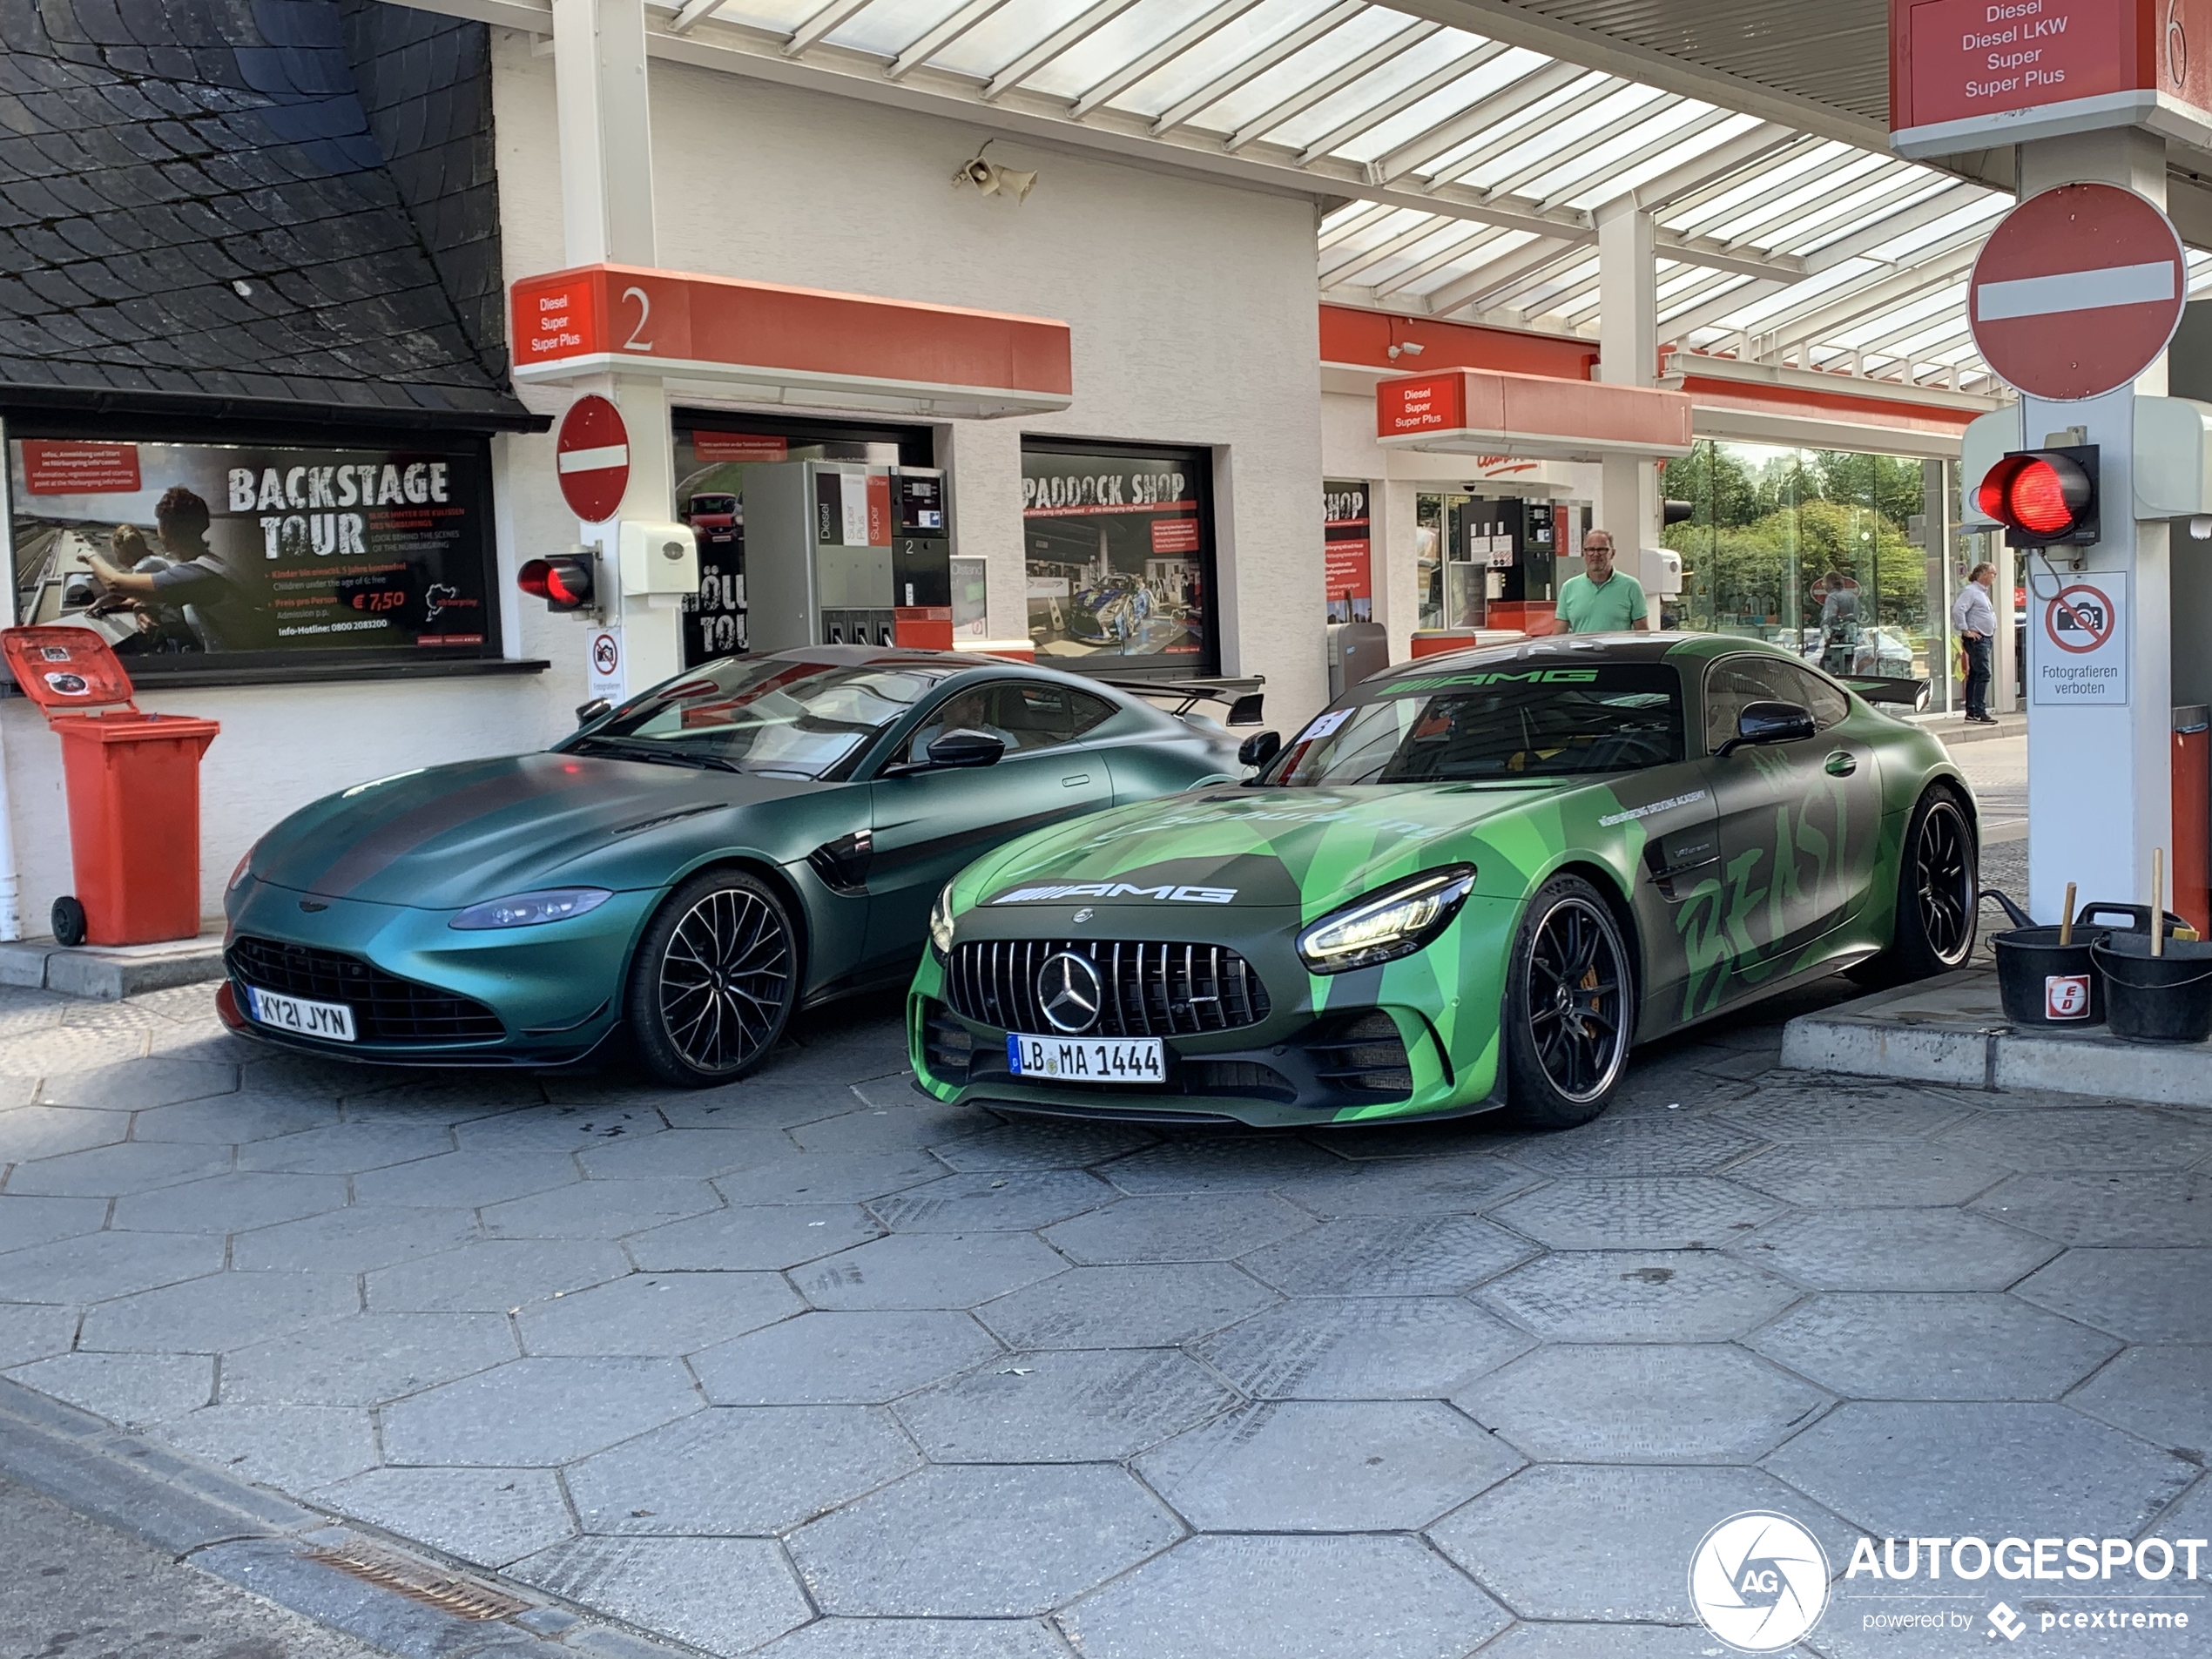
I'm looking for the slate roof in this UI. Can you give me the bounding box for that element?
[0,0,540,430]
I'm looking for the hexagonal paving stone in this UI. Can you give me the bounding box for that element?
[236,1121,455,1175]
[568,1404,920,1534]
[895,1348,1233,1462]
[974,1263,1273,1349]
[927,1119,1156,1174]
[1490,1177,1777,1251]
[352,1150,582,1210]
[787,1463,1182,1616]
[130,1095,337,1143]
[1137,1399,1521,1530]
[1057,1534,1509,1659]
[1453,1344,1828,1462]
[109,1171,348,1235]
[1477,1250,1800,1343]
[626,1203,881,1271]
[229,1204,479,1274]
[1504,1116,1764,1178]
[157,1402,379,1492]
[517,1270,801,1355]
[38,1059,236,1110]
[381,1357,700,1467]
[365,1238,631,1312]
[1749,1291,2120,1399]
[715,1150,948,1205]
[1764,1401,2197,1538]
[5,1140,233,1197]
[516,1535,811,1654]
[787,1095,980,1154]
[0,1302,79,1367]
[454,1106,666,1153]
[1728,1141,2011,1208]
[752,1619,1067,1659]
[1728,1208,2060,1291]
[1239,1215,1534,1296]
[482,1178,723,1238]
[1042,1192,1313,1264]
[78,1270,356,1354]
[2067,1345,2212,1453]
[317,1465,576,1570]
[867,1170,1115,1232]
[9,1351,214,1426]
[1097,1136,1345,1193]
[0,1229,225,1304]
[1474,1622,1746,1658]
[693,1311,1001,1406]
[1716,1081,1971,1141]
[1428,1464,1856,1623]
[222,1312,517,1406]
[0,1105,127,1163]
[790,1232,1066,1311]
[1268,1153,1539,1217]
[575,1128,792,1181]
[0,1194,108,1254]
[1942,1107,2212,1170]
[2014,1248,2212,1342]
[341,1077,548,1118]
[0,1031,145,1079]
[1195,1296,1534,1400]
[1972,1170,2212,1246]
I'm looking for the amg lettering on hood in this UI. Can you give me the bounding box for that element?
[991,881,1237,905]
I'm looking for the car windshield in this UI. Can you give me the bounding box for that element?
[564,658,958,779]
[1267,663,1685,786]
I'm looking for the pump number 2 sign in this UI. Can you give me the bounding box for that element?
[2032,574,2128,706]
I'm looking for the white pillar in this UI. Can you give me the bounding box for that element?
[2017,126,2173,922]
[1595,196,1662,573]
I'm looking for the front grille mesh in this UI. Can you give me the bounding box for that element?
[946,939,1270,1037]
[227,936,504,1043]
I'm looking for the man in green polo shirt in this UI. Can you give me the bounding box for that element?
[1554,529,1649,633]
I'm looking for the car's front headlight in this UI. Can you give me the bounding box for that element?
[226,850,253,894]
[1296,865,1476,974]
[449,888,613,931]
[929,880,956,959]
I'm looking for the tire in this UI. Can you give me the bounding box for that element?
[1852,785,1979,987]
[625,869,800,1087]
[1503,873,1635,1130]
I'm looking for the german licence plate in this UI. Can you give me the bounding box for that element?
[245,986,356,1042]
[1008,1034,1163,1084]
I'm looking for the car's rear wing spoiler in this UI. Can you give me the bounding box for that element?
[1836,674,1931,711]
[1096,675,1266,725]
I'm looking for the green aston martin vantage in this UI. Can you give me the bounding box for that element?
[910,633,1978,1130]
[219,647,1257,1083]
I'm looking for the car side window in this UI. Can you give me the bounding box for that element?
[1703,656,1809,753]
[988,682,1113,753]
[1778,664,1851,731]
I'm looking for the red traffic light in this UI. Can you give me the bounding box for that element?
[1976,448,2098,547]
[518,556,595,612]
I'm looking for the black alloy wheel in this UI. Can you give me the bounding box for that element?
[625,869,799,1086]
[1851,785,1979,987]
[1504,873,1633,1130]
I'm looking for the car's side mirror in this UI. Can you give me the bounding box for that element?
[924,729,1006,770]
[575,697,611,727]
[1238,730,1280,769]
[1717,700,1816,757]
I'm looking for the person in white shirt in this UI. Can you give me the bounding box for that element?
[1951,562,2000,725]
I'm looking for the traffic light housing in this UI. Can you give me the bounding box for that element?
[1977,446,2099,549]
[518,554,597,613]
[1662,499,1696,527]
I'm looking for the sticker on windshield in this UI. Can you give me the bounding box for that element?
[1598,790,1707,827]
[1297,709,1352,743]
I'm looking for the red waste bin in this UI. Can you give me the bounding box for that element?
[2177,705,2210,941]
[1,627,219,947]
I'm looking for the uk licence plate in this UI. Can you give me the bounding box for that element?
[1008,1034,1163,1084]
[245,986,356,1042]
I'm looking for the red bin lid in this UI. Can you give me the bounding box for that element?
[1,627,138,713]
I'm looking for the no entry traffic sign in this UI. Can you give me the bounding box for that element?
[2033,573,2129,706]
[1969,185,2186,402]
[557,395,630,523]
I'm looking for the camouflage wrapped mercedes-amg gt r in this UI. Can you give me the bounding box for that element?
[909,633,1978,1130]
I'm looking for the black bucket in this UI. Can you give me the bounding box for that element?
[2093,934,2212,1044]
[1993,925,2107,1025]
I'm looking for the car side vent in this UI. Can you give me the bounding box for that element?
[1305,1011,1413,1098]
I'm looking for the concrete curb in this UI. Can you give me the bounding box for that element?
[0,934,225,999]
[0,1378,701,1659]
[1780,967,2212,1105]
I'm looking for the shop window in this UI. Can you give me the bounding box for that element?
[6,428,502,673]
[1021,440,1213,676]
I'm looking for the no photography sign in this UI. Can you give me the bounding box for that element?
[2033,574,2128,706]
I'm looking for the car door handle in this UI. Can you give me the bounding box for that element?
[1824,751,1856,777]
[1062,773,1092,787]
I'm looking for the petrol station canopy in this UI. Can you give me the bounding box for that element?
[444,0,2212,401]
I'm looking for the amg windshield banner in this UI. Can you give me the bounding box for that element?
[6,435,496,664]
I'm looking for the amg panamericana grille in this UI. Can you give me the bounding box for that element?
[947,939,1270,1036]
